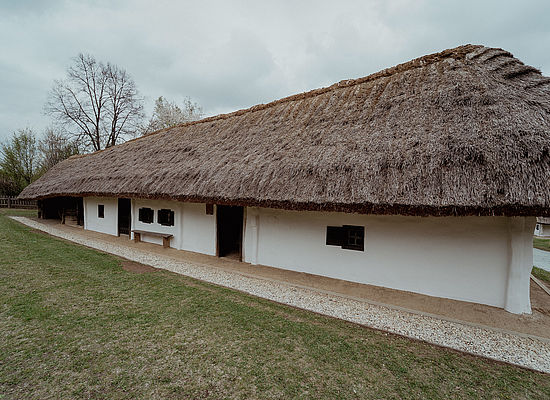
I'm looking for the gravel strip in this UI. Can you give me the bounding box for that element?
[12,216,550,374]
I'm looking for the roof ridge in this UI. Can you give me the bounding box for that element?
[143,44,484,133]
[70,43,486,159]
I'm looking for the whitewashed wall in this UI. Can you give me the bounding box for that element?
[83,197,118,236]
[535,223,550,237]
[131,199,182,248]
[129,199,216,254]
[243,207,535,313]
[81,197,534,313]
[181,203,217,255]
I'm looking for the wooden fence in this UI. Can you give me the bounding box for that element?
[0,197,37,209]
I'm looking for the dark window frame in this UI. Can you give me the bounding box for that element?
[158,208,175,226]
[98,204,104,218]
[206,203,214,215]
[138,207,154,224]
[342,225,364,251]
[326,225,364,251]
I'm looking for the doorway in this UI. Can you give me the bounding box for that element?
[118,198,131,236]
[76,197,84,226]
[217,205,244,260]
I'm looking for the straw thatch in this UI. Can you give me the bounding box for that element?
[19,44,550,216]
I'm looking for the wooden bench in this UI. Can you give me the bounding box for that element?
[132,230,173,248]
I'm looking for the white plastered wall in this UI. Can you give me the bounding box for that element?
[83,197,118,236]
[505,217,536,314]
[131,199,182,248]
[243,207,535,313]
[180,202,217,255]
[539,224,550,237]
[130,199,216,254]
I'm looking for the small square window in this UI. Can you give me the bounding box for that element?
[342,225,364,251]
[98,204,104,218]
[138,207,154,224]
[158,209,174,226]
[206,203,214,215]
[326,225,364,251]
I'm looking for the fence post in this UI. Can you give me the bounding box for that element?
[7,197,11,209]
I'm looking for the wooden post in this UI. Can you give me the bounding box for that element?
[7,197,11,209]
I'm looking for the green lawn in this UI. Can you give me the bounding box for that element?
[533,237,550,252]
[532,237,550,284]
[533,266,550,284]
[1,209,549,399]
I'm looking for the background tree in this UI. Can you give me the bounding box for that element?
[45,53,144,151]
[0,172,20,196]
[143,96,203,134]
[39,128,80,172]
[0,128,39,195]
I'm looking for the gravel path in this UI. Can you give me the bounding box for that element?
[11,216,550,374]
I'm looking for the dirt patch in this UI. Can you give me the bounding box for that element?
[121,260,160,274]
[531,281,550,317]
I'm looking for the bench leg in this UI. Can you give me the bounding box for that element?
[134,232,141,243]
[162,236,170,248]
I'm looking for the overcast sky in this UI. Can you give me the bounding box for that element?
[1,0,549,143]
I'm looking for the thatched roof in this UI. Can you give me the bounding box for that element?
[20,44,550,216]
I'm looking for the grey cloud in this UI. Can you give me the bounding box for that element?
[1,0,549,142]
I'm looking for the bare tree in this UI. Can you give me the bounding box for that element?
[45,54,144,151]
[39,128,80,172]
[143,96,203,134]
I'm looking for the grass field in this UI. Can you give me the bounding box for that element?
[1,209,549,399]
[532,237,550,283]
[533,266,550,284]
[533,237,550,252]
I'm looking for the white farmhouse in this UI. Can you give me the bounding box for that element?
[535,218,550,237]
[20,45,550,314]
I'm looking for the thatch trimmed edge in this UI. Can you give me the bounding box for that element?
[31,192,550,217]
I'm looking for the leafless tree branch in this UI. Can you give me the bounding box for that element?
[45,54,144,151]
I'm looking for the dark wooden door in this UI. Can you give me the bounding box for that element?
[118,198,131,235]
[217,205,244,260]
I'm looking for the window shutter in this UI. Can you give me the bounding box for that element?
[342,225,364,251]
[158,209,175,226]
[326,226,344,246]
[326,225,365,251]
[138,208,154,224]
[168,210,174,226]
